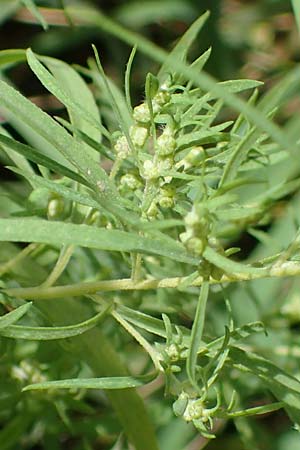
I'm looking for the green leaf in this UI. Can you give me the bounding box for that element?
[0,134,88,186]
[21,0,48,30]
[210,79,263,99]
[0,414,30,450]
[229,346,300,425]
[0,1,19,26]
[0,49,26,68]
[40,54,102,158]
[203,246,268,277]
[23,372,156,392]
[186,281,209,388]
[117,305,190,341]
[55,117,114,160]
[90,45,133,137]
[291,0,300,34]
[73,8,293,151]
[9,167,100,210]
[0,78,137,222]
[0,218,199,265]
[158,11,210,81]
[26,49,105,139]
[0,303,32,330]
[0,125,33,173]
[0,304,111,340]
[115,0,196,28]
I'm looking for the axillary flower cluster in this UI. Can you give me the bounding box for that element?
[111,74,217,254]
[113,80,179,219]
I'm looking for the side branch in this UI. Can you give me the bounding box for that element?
[4,261,300,300]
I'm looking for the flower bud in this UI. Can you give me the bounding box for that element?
[120,173,141,190]
[129,125,148,147]
[142,160,160,180]
[159,196,174,208]
[47,196,64,220]
[133,103,151,123]
[114,135,130,159]
[156,127,176,156]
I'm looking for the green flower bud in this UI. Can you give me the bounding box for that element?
[156,127,176,156]
[173,392,189,417]
[114,135,130,159]
[133,103,151,123]
[129,125,148,147]
[28,188,49,210]
[157,156,174,173]
[179,230,193,244]
[159,196,174,209]
[120,173,141,190]
[185,208,199,227]
[183,400,203,422]
[153,89,171,106]
[142,160,160,180]
[47,196,64,220]
[165,343,180,362]
[185,146,204,166]
[147,201,159,218]
[186,237,204,255]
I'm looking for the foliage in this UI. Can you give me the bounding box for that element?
[0,2,300,450]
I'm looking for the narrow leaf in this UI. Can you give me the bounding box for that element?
[0,218,199,265]
[186,281,209,387]
[0,303,32,330]
[203,246,268,276]
[0,49,26,67]
[23,372,156,391]
[158,11,210,80]
[0,134,88,186]
[26,49,105,138]
[21,0,48,30]
[230,346,300,425]
[0,304,111,340]
[9,167,99,210]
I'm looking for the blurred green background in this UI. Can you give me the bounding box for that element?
[0,0,298,90]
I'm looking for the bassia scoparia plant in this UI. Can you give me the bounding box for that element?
[1,9,300,450]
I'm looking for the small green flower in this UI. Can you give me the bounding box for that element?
[156,127,176,156]
[114,135,130,159]
[130,125,148,147]
[142,160,160,180]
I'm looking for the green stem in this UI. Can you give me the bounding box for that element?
[5,260,300,300]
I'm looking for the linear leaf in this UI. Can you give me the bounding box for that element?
[158,11,210,80]
[0,134,88,186]
[291,0,300,34]
[40,54,102,156]
[0,78,116,199]
[230,346,300,425]
[26,49,106,139]
[23,372,156,392]
[0,303,32,330]
[71,7,292,150]
[203,246,268,276]
[0,125,33,173]
[9,167,99,210]
[0,304,111,340]
[186,282,209,387]
[21,0,48,30]
[0,218,199,265]
[210,79,263,99]
[117,304,190,341]
[0,49,26,67]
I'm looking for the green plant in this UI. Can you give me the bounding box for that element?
[1,8,300,450]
